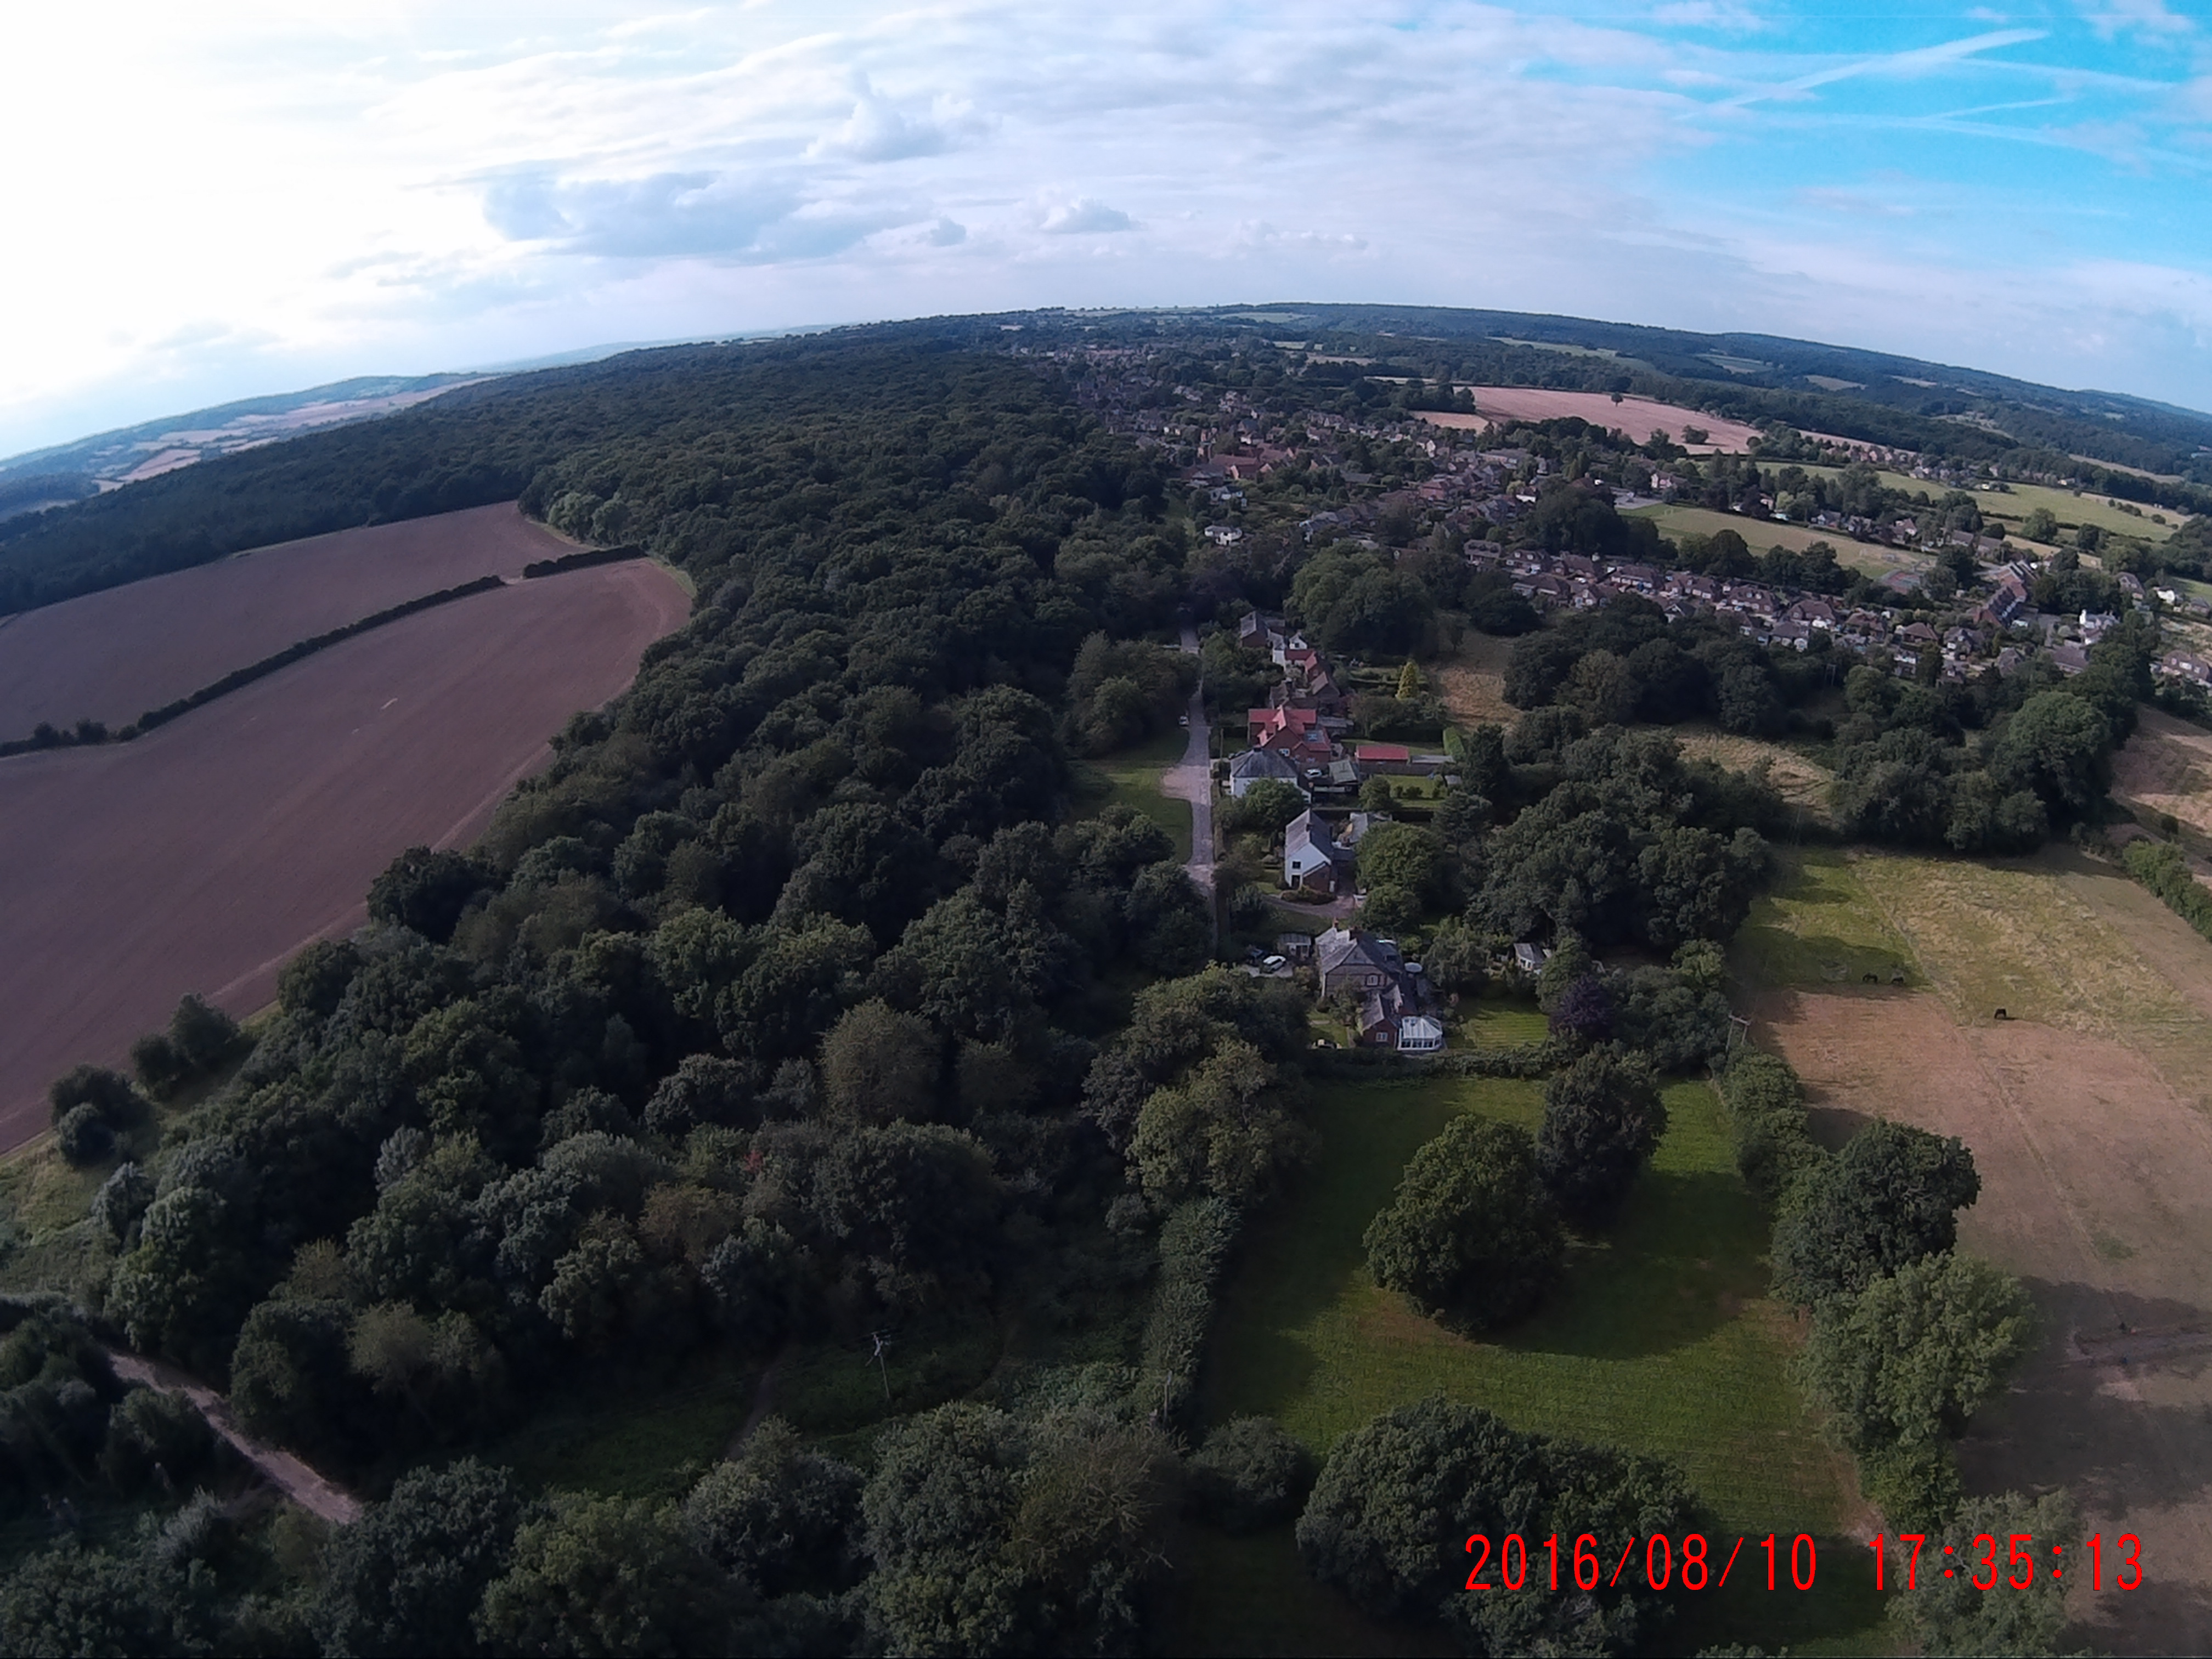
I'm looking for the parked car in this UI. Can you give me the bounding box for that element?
[1262,955,1287,970]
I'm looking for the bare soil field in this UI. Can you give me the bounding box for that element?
[1421,391,1764,452]
[2113,706,2212,849]
[1750,848,2212,1651]
[0,503,579,735]
[0,560,688,1153]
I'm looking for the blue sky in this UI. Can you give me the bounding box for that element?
[1,1,2206,459]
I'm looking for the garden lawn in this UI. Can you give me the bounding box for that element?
[1181,1072,1886,1655]
[1624,504,1927,579]
[1072,727,1192,862]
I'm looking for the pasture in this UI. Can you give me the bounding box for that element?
[1673,726,1835,821]
[1624,503,1930,578]
[1750,845,2212,1653]
[0,561,689,1153]
[0,503,578,735]
[1177,1072,1883,1654]
[1796,465,2186,546]
[2112,706,2212,849]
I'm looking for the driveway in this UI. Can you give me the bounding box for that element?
[1162,625,1216,926]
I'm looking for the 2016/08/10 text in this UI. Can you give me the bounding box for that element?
[1464,1534,1816,1593]
[1464,1532,2146,1593]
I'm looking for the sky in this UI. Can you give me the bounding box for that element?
[2,1,2208,460]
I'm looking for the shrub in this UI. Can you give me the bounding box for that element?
[1140,1198,1240,1423]
[1297,1395,1697,1652]
[47,1064,141,1131]
[55,1104,114,1166]
[1363,1116,1561,1333]
[1187,1417,1316,1534]
[1714,1049,1824,1203]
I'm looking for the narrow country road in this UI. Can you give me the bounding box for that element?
[105,1347,362,1525]
[1163,624,1216,932]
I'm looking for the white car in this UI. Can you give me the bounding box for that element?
[1262,955,1287,970]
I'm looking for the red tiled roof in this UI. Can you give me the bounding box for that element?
[1354,742,1410,763]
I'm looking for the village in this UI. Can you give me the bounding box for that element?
[1055,335,2212,696]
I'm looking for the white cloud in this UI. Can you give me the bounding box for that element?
[0,1,2204,453]
[1036,196,1135,235]
[2078,0,2194,41]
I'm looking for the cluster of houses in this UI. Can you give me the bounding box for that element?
[1471,541,2118,683]
[1272,924,1446,1053]
[1221,610,1450,887]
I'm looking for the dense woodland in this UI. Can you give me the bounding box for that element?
[0,325,2091,1656]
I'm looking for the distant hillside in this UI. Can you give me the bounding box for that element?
[5,302,2208,617]
[0,372,490,521]
[1229,303,2212,487]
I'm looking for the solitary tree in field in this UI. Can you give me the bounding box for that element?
[1396,659,1423,699]
[1536,1049,1664,1227]
[1364,1116,1561,1331]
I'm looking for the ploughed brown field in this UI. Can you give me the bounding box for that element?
[0,560,689,1152]
[0,503,579,735]
[1420,388,1765,452]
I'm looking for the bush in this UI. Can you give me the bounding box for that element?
[47,1064,140,1131]
[55,1104,114,1166]
[1363,1116,1561,1333]
[1296,1395,1697,1652]
[1140,1198,1240,1423]
[2125,837,2212,942]
[1187,1417,1316,1534]
[1714,1050,1824,1203]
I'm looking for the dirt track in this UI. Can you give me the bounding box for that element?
[0,560,687,1152]
[0,504,577,734]
[1755,986,2212,1651]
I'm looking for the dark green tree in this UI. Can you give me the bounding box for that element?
[1363,1116,1561,1332]
[1537,1051,1666,1228]
[1773,1121,1981,1305]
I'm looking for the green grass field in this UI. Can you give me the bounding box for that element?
[1453,997,1549,1047]
[1730,848,1922,991]
[1626,504,1927,578]
[1171,1073,1887,1655]
[1795,466,2186,545]
[1072,727,1193,862]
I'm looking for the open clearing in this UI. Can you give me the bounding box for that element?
[1626,504,1931,579]
[1431,632,1516,727]
[1674,726,1835,820]
[0,561,687,1153]
[1746,847,2212,1652]
[2113,706,2212,849]
[1071,726,1193,861]
[1170,1073,1883,1655]
[1420,391,1764,452]
[0,503,579,734]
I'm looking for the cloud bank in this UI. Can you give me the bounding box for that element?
[0,1,2207,455]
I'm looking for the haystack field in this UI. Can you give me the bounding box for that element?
[1746,848,2212,1654]
[0,503,580,735]
[0,560,687,1153]
[1422,390,1764,451]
